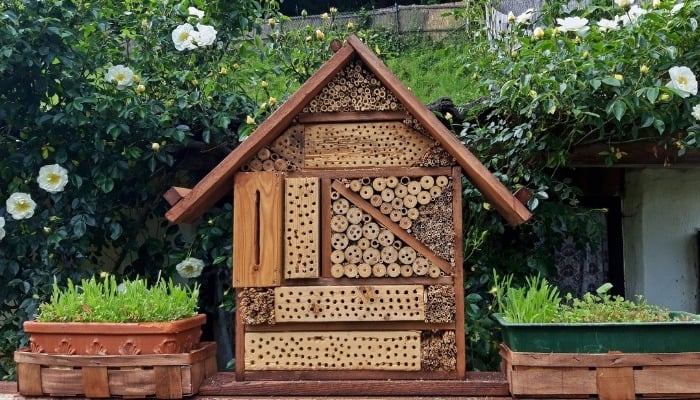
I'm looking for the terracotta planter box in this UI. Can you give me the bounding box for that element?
[23,313,206,355]
[14,341,217,399]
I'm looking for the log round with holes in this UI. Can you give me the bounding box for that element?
[344,264,358,278]
[362,222,380,240]
[430,186,443,199]
[380,246,398,264]
[262,159,275,171]
[403,195,417,208]
[381,188,395,203]
[330,249,345,264]
[413,257,429,276]
[417,191,432,205]
[377,230,395,247]
[394,184,408,198]
[420,175,435,189]
[331,233,349,250]
[330,215,349,232]
[387,263,401,278]
[346,208,363,224]
[332,198,350,215]
[349,179,362,192]
[399,217,412,230]
[428,265,442,278]
[380,202,393,215]
[400,264,413,277]
[331,264,345,278]
[344,245,362,264]
[398,247,417,265]
[370,194,383,207]
[257,147,271,161]
[357,238,370,250]
[362,248,381,265]
[391,197,404,210]
[386,176,399,188]
[435,176,449,188]
[346,224,362,241]
[407,181,422,196]
[372,263,387,277]
[274,159,288,171]
[248,158,263,172]
[359,186,374,200]
[372,177,386,192]
[358,263,372,278]
[389,209,402,222]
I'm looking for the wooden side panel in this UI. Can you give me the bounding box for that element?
[245,331,421,371]
[596,367,634,400]
[509,365,596,395]
[16,363,44,396]
[635,366,700,393]
[284,177,320,279]
[81,367,110,398]
[274,285,424,322]
[233,171,284,288]
[304,122,435,169]
[154,365,183,399]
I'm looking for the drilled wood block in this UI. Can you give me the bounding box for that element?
[233,171,283,288]
[270,125,304,168]
[304,122,434,168]
[273,285,424,322]
[284,177,320,279]
[245,331,421,371]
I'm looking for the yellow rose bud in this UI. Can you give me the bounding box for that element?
[165,100,174,107]
[660,93,670,101]
[445,112,453,121]
[191,79,198,86]
[246,115,255,125]
[305,36,312,42]
[511,50,518,57]
[347,21,355,30]
[151,142,160,151]
[330,7,338,15]
[614,74,623,81]
[552,27,560,36]
[233,63,240,70]
[529,90,537,99]
[261,80,268,88]
[141,19,149,29]
[507,11,516,23]
[301,9,308,18]
[640,65,649,74]
[315,29,325,41]
[268,18,276,27]
[321,12,329,20]
[219,66,228,75]
[135,84,146,93]
[132,75,140,84]
[43,227,52,234]
[574,35,581,44]
[652,0,661,8]
[268,97,277,106]
[582,51,589,58]
[259,102,267,110]
[533,27,545,40]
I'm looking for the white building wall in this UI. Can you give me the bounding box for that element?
[623,169,700,312]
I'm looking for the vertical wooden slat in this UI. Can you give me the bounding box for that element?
[321,178,332,278]
[284,177,320,279]
[82,366,110,398]
[235,291,246,381]
[452,167,466,380]
[597,367,635,400]
[16,363,44,396]
[233,171,284,287]
[154,365,183,399]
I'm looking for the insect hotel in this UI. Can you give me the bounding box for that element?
[165,35,531,385]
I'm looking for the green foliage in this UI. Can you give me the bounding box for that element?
[493,272,561,323]
[36,275,199,323]
[554,283,673,323]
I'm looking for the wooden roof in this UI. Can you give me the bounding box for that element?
[164,35,531,226]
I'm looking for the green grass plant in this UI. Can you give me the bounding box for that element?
[36,275,200,323]
[493,272,561,323]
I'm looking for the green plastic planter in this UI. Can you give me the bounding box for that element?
[493,312,700,353]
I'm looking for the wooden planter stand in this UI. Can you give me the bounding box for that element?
[500,344,700,399]
[14,342,217,399]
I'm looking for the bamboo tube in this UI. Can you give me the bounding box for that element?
[413,257,429,276]
[386,176,399,188]
[394,184,408,198]
[330,249,345,264]
[380,246,398,264]
[362,248,380,265]
[400,264,413,277]
[346,207,363,224]
[370,194,383,207]
[389,209,402,222]
[403,194,417,208]
[391,197,404,210]
[381,188,395,203]
[407,181,422,196]
[362,214,372,223]
[349,179,362,192]
[359,186,374,200]
[362,222,380,240]
[346,224,362,241]
[417,191,432,205]
[344,264,358,278]
[392,240,403,250]
[420,175,435,189]
[331,233,349,250]
[407,207,420,220]
[357,238,370,250]
[330,190,340,200]
[344,245,362,264]
[429,185,443,199]
[262,159,275,171]
[361,177,371,185]
[372,263,387,278]
[358,263,372,278]
[399,217,412,230]
[370,239,380,248]
[274,159,288,171]
[270,152,280,161]
[428,265,442,278]
[399,176,411,185]
[257,147,271,161]
[240,164,250,172]
[435,176,449,188]
[377,230,395,247]
[332,198,350,215]
[398,247,417,265]
[330,215,349,232]
[331,264,345,278]
[380,202,393,215]
[372,177,386,192]
[248,158,263,172]
[387,263,401,278]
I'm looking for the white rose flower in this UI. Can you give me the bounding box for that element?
[194,23,217,47]
[105,65,135,90]
[692,104,700,121]
[38,164,69,193]
[597,18,620,32]
[556,17,589,34]
[516,8,535,24]
[188,6,205,19]
[176,257,205,278]
[616,5,648,25]
[671,2,684,13]
[614,0,634,8]
[0,217,5,241]
[666,66,698,98]
[172,23,198,51]
[6,192,37,220]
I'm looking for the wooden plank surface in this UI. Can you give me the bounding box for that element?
[274,285,425,322]
[452,166,466,380]
[509,365,596,395]
[155,365,183,399]
[284,177,320,279]
[233,171,284,287]
[81,366,110,398]
[597,367,635,400]
[635,366,700,394]
[298,110,408,123]
[245,331,421,371]
[15,363,43,396]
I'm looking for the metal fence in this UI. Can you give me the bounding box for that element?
[280,2,470,38]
